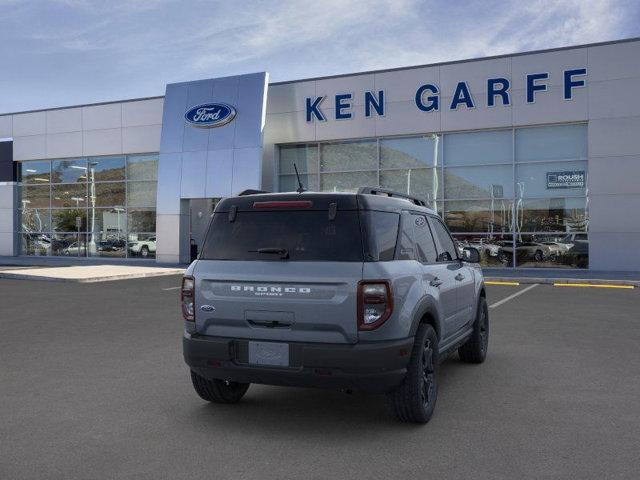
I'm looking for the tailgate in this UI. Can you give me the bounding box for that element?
[194,260,363,344]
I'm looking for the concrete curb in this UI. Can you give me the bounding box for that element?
[486,276,640,287]
[0,269,184,283]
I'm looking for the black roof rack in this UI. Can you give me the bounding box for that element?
[238,189,270,196]
[357,186,429,207]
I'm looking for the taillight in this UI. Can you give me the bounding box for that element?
[181,276,195,321]
[357,280,393,330]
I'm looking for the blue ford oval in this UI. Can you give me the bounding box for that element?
[184,103,237,128]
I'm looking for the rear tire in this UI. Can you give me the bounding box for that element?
[190,370,250,404]
[387,324,438,424]
[458,297,489,364]
[141,246,149,258]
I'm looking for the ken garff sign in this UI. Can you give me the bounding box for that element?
[305,68,587,122]
[185,102,237,128]
[547,170,586,189]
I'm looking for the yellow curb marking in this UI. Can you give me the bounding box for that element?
[485,281,520,286]
[553,283,635,289]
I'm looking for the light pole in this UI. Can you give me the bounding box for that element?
[88,162,98,254]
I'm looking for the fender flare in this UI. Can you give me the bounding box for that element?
[409,295,443,340]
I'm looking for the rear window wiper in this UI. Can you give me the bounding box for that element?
[249,247,290,259]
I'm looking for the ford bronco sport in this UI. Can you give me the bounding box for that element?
[182,187,488,423]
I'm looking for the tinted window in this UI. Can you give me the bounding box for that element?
[429,217,458,262]
[201,210,363,262]
[412,214,438,263]
[397,213,416,260]
[362,211,399,261]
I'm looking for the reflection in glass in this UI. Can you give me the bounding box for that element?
[20,209,50,233]
[95,182,125,207]
[379,169,439,203]
[52,209,87,232]
[514,234,588,269]
[321,140,377,172]
[128,233,156,258]
[51,158,88,183]
[444,130,512,166]
[444,165,513,199]
[17,155,158,259]
[444,200,513,233]
[453,234,513,267]
[515,161,587,198]
[516,124,587,162]
[515,197,587,233]
[92,156,125,181]
[21,233,52,256]
[52,183,87,208]
[320,171,378,192]
[21,185,50,209]
[279,173,318,192]
[380,136,440,169]
[90,208,127,238]
[279,145,318,174]
[20,160,50,184]
[128,209,155,232]
[127,154,158,181]
[50,233,87,257]
[127,181,157,207]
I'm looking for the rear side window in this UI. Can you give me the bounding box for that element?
[397,212,416,260]
[361,211,399,261]
[200,210,363,261]
[428,217,458,262]
[412,214,438,263]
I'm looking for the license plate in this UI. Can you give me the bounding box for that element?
[248,341,289,367]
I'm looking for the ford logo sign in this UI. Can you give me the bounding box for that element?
[184,103,236,128]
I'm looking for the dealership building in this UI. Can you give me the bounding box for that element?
[0,38,639,270]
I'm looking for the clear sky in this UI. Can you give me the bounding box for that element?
[1,0,639,113]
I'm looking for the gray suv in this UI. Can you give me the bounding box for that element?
[182,187,488,423]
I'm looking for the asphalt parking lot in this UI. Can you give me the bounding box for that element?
[1,276,639,479]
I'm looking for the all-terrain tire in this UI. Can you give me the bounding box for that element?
[458,296,489,364]
[190,370,250,404]
[386,324,438,424]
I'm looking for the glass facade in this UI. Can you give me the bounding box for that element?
[18,154,158,259]
[277,124,588,268]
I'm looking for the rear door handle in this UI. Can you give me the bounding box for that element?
[455,273,465,281]
[430,278,443,287]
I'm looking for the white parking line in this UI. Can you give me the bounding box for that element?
[489,283,538,309]
[162,286,181,291]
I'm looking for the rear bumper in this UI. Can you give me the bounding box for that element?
[183,332,413,394]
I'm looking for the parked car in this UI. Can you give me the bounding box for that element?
[540,241,570,257]
[62,242,85,256]
[498,241,553,265]
[128,236,156,258]
[182,187,488,424]
[96,239,126,252]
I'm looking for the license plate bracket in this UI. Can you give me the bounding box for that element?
[248,341,290,367]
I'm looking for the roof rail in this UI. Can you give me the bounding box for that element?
[238,189,270,196]
[357,186,429,207]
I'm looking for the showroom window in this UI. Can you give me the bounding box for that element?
[18,154,158,259]
[277,124,588,269]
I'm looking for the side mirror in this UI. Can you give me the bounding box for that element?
[462,247,480,263]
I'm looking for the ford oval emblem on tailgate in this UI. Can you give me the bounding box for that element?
[200,305,215,312]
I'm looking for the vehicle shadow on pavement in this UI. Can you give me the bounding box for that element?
[180,357,466,433]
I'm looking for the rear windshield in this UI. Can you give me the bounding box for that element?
[200,210,364,261]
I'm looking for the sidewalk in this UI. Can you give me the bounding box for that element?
[0,265,184,283]
[483,268,640,287]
